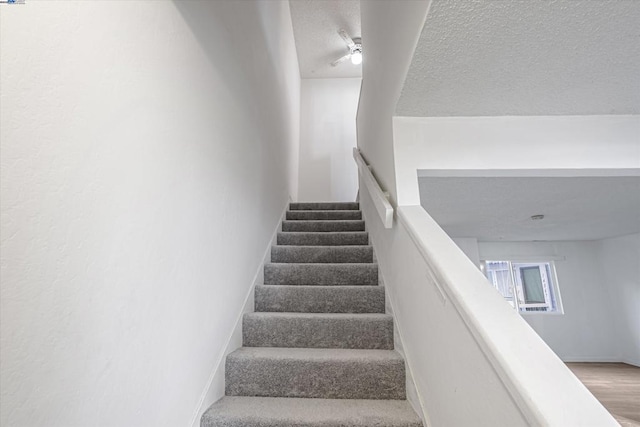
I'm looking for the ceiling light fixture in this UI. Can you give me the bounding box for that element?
[350,47,362,65]
[531,214,545,220]
[331,30,363,67]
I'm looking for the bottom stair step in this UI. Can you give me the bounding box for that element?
[201,396,423,427]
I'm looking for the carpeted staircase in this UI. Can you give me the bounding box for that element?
[201,202,423,427]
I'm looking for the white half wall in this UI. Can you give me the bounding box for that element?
[298,78,360,202]
[598,233,640,366]
[357,184,615,426]
[356,0,431,206]
[478,241,619,363]
[393,115,640,205]
[0,1,300,426]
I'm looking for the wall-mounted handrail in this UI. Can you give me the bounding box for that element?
[353,148,393,228]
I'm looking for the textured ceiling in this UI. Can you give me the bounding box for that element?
[419,176,640,241]
[289,0,362,78]
[397,0,640,117]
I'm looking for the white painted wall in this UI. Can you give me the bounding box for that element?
[393,115,640,205]
[598,233,640,366]
[0,2,300,426]
[357,185,615,426]
[298,78,360,202]
[356,0,431,206]
[478,241,620,363]
[451,238,481,268]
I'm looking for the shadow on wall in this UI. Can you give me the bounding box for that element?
[171,0,299,204]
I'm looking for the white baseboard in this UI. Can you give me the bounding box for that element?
[621,358,640,367]
[562,356,629,363]
[189,202,288,427]
[563,356,640,367]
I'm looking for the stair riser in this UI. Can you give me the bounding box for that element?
[290,202,359,211]
[286,210,362,220]
[282,221,365,232]
[254,285,385,313]
[226,356,405,400]
[277,232,368,246]
[264,264,378,286]
[271,246,373,263]
[201,397,423,427]
[243,314,393,349]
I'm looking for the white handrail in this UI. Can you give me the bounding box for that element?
[353,148,393,228]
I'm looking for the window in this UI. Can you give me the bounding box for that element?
[481,260,563,314]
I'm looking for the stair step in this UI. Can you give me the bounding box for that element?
[255,285,385,313]
[282,220,365,232]
[286,210,362,220]
[264,263,378,286]
[243,312,393,349]
[277,232,368,246]
[225,347,406,400]
[290,202,359,210]
[201,396,423,427]
[271,246,373,263]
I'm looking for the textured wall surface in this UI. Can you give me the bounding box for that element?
[0,1,300,426]
[298,78,360,202]
[397,0,640,117]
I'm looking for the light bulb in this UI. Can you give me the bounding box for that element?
[351,51,362,65]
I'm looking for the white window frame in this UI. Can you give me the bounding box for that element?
[481,260,564,315]
[485,261,516,308]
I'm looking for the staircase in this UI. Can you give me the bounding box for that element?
[201,202,423,427]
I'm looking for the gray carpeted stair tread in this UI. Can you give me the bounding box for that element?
[243,312,393,349]
[225,347,406,400]
[264,263,378,286]
[290,202,359,211]
[254,285,385,313]
[201,396,423,427]
[277,232,368,246]
[286,210,362,221]
[282,220,365,232]
[271,246,373,263]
